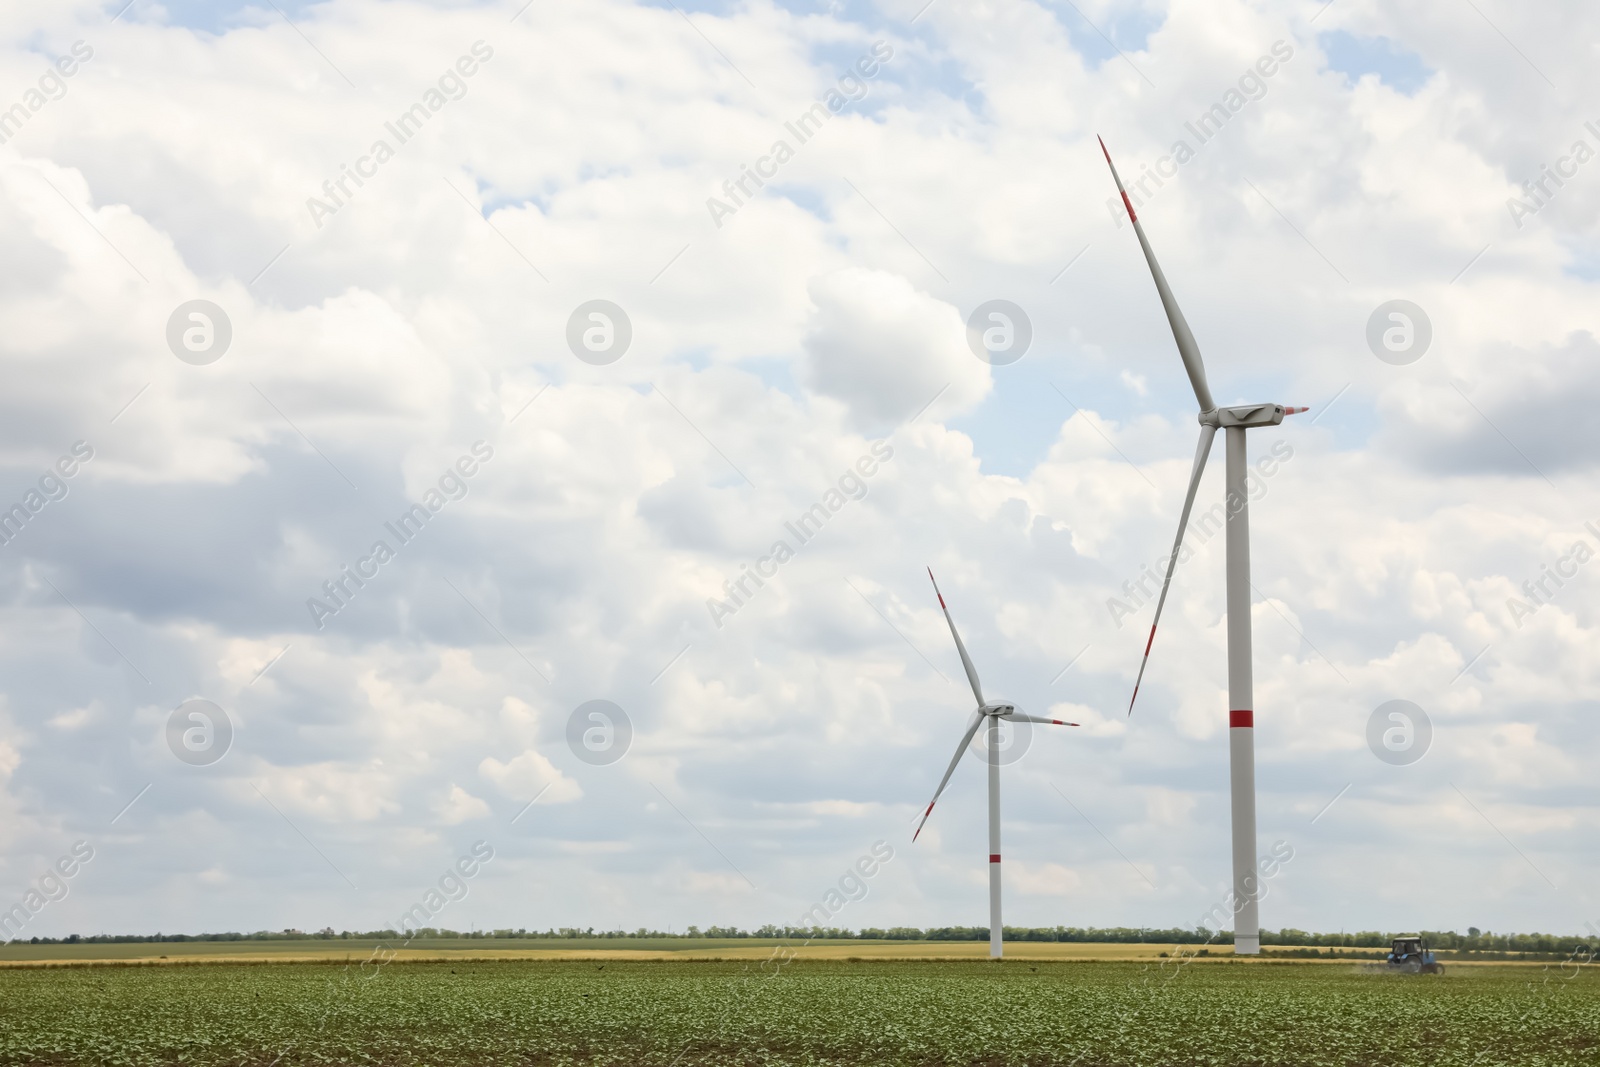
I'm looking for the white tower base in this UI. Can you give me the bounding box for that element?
[1225,427,1261,956]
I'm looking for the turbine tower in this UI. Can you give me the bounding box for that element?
[1099,137,1306,955]
[913,569,1078,959]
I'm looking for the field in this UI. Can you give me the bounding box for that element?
[0,956,1596,1066]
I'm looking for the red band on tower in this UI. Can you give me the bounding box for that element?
[989,854,1001,863]
[1230,709,1253,728]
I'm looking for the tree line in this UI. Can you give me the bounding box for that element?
[14,925,1595,955]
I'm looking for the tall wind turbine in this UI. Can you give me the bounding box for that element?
[1099,137,1306,956]
[913,569,1079,960]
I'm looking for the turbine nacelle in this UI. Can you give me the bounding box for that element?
[1202,403,1308,429]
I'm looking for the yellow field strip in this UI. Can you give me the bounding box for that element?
[0,940,1551,968]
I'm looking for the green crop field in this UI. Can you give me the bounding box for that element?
[0,957,1595,1066]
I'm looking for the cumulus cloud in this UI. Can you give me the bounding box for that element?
[438,784,491,824]
[1009,861,1084,896]
[801,268,990,430]
[478,749,581,805]
[1378,332,1600,476]
[247,762,402,823]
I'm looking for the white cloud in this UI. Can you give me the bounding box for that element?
[46,702,95,731]
[1009,861,1083,896]
[801,268,990,430]
[478,749,581,805]
[437,784,491,824]
[247,761,401,823]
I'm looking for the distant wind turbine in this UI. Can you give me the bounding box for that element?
[913,569,1079,960]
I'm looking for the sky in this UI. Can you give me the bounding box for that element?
[0,0,1596,943]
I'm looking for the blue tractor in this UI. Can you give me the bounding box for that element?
[1386,935,1445,974]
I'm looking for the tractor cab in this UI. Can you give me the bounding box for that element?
[1386,935,1444,974]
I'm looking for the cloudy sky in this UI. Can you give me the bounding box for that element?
[1,0,1596,943]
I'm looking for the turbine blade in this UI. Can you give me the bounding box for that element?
[927,568,984,707]
[999,712,1079,727]
[913,710,986,842]
[1098,136,1216,413]
[1128,424,1218,716]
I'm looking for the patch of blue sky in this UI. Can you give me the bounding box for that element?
[1317,30,1433,95]
[946,335,1146,480]
[114,0,308,34]
[1305,385,1377,450]
[1560,241,1600,282]
[633,0,977,116]
[806,43,898,111]
[457,161,629,226]
[18,34,65,57]
[669,346,715,373]
[860,51,981,117]
[792,32,977,121]
[449,170,554,218]
[1046,0,1163,71]
[478,186,552,216]
[636,0,742,16]
[738,355,803,401]
[946,372,1085,480]
[763,182,832,221]
[574,160,636,186]
[649,0,899,23]
[948,342,1371,480]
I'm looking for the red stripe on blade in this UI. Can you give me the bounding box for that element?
[1144,626,1156,654]
[1230,709,1253,728]
[1099,136,1138,221]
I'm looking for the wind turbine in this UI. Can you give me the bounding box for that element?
[1098,137,1306,956]
[912,568,1079,960]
